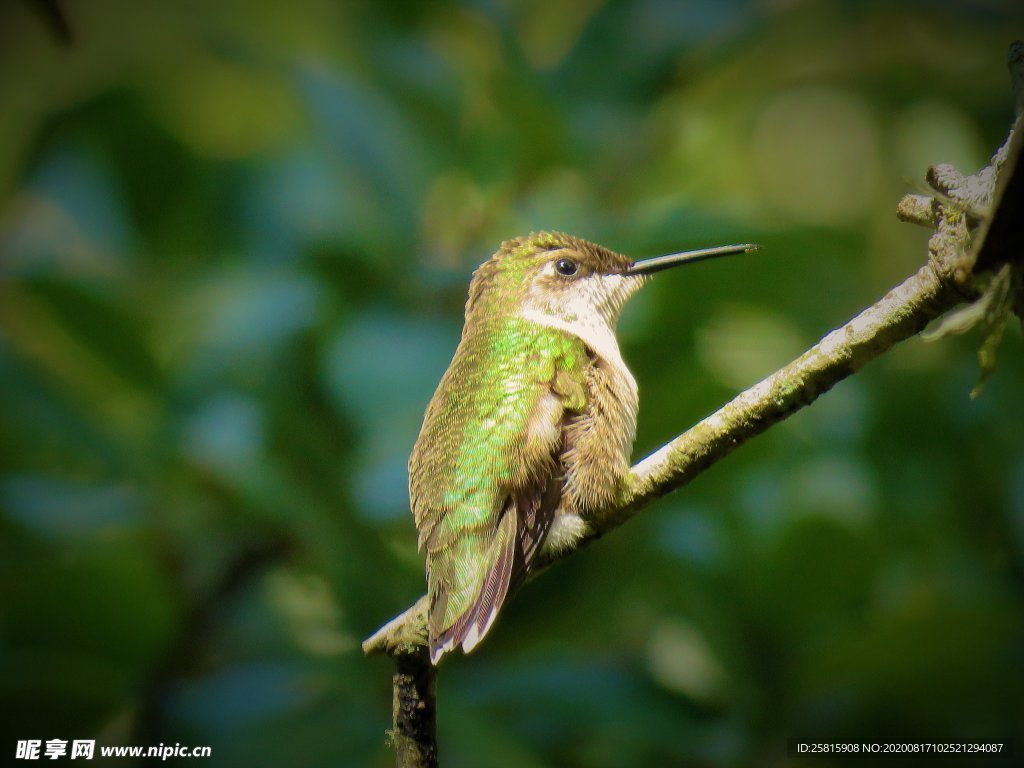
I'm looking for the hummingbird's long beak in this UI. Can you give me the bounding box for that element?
[624,243,760,276]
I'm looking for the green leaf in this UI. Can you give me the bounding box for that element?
[922,264,1016,398]
[921,265,1010,341]
[970,265,1016,398]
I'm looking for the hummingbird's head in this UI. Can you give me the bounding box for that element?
[465,232,642,331]
[464,232,758,337]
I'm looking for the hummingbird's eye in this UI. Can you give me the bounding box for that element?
[555,258,578,277]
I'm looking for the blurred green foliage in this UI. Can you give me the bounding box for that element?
[1,1,1023,766]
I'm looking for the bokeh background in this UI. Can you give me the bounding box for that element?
[2,1,1023,766]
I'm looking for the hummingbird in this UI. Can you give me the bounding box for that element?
[409,232,756,664]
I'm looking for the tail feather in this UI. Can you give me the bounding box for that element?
[429,510,516,664]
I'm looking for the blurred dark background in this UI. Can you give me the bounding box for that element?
[1,1,1023,766]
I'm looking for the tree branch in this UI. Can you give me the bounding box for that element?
[389,648,438,768]
[601,263,960,534]
[365,59,1023,768]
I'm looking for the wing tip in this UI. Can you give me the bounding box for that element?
[427,502,519,665]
